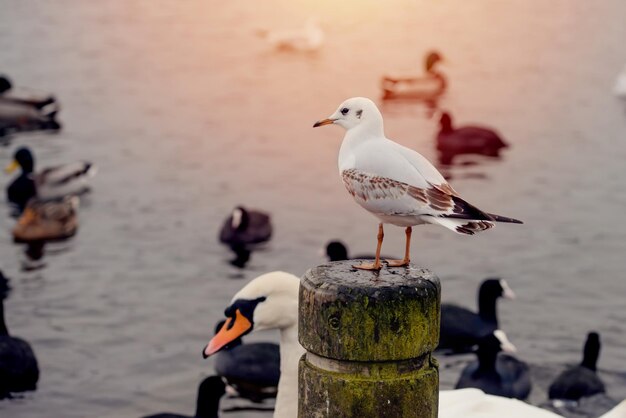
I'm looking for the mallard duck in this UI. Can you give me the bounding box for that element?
[0,100,60,135]
[0,76,60,134]
[381,51,447,101]
[437,112,509,164]
[548,332,605,401]
[0,293,40,399]
[0,75,57,110]
[13,197,79,243]
[5,147,95,213]
[455,330,532,400]
[439,278,515,353]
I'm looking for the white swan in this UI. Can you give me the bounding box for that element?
[203,271,624,418]
[203,271,302,418]
[440,388,562,418]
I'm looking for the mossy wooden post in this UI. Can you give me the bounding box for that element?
[298,261,441,418]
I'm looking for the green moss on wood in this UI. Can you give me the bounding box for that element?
[299,355,439,418]
[299,262,441,362]
[298,262,441,417]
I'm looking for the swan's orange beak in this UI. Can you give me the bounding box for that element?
[202,310,252,358]
[313,118,336,128]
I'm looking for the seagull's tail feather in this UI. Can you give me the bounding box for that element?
[445,195,523,225]
[486,213,523,224]
[427,217,495,235]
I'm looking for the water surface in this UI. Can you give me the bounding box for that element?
[1,1,626,417]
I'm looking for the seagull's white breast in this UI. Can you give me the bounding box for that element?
[338,133,453,225]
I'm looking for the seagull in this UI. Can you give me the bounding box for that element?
[313,97,522,270]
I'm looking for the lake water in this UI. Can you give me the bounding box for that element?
[1,1,626,417]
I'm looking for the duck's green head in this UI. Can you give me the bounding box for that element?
[5,147,34,174]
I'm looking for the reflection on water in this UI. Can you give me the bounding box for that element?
[0,0,626,417]
[22,241,46,272]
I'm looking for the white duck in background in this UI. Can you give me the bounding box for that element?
[614,65,626,99]
[258,18,324,53]
[199,271,626,418]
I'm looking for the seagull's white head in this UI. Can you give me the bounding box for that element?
[313,97,384,134]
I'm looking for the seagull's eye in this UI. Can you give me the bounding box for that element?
[341,107,349,115]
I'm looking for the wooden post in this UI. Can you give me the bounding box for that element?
[298,261,441,418]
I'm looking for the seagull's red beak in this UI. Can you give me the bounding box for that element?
[202,310,252,358]
[313,118,336,128]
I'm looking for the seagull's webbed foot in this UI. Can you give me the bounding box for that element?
[353,261,383,271]
[385,258,410,267]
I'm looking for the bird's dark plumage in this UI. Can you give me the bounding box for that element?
[0,295,39,399]
[439,278,514,353]
[6,147,36,213]
[7,174,36,214]
[0,76,11,94]
[548,332,605,401]
[219,206,272,248]
[142,376,226,418]
[437,112,508,164]
[212,320,280,402]
[455,331,531,400]
[325,240,396,262]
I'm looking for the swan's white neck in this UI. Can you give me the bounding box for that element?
[274,322,304,418]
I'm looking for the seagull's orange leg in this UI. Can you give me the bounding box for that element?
[386,226,412,267]
[353,223,384,271]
